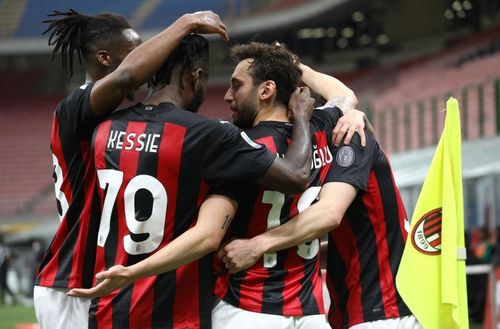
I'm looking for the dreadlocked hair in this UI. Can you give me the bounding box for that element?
[43,9,130,77]
[149,34,209,89]
[229,41,302,106]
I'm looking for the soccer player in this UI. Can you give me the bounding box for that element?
[210,43,367,329]
[67,27,320,327]
[35,9,230,329]
[219,93,422,328]
[35,10,141,329]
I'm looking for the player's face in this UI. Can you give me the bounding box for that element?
[225,60,259,129]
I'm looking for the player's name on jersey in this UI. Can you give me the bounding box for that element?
[107,130,160,153]
[311,144,333,169]
[276,144,332,170]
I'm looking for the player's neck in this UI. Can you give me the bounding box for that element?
[253,104,288,126]
[144,86,184,108]
[84,74,94,84]
[86,64,112,82]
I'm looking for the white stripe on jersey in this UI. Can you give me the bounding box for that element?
[240,131,263,149]
[79,83,90,90]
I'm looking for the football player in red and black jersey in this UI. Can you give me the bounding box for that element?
[211,42,366,329]
[220,67,421,328]
[35,9,142,329]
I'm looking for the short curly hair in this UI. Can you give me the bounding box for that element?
[229,42,302,106]
[149,34,209,89]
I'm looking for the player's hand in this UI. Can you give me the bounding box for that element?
[184,11,229,41]
[67,265,132,299]
[218,239,261,274]
[288,87,314,122]
[332,109,366,147]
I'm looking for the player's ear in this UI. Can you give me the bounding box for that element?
[259,80,276,102]
[96,50,111,68]
[191,68,203,88]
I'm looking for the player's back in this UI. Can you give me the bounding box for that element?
[90,102,274,329]
[37,83,102,290]
[214,107,342,317]
[326,137,411,328]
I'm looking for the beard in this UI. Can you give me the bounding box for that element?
[185,85,205,113]
[233,93,259,130]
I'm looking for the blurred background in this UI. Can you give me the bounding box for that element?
[0,0,499,328]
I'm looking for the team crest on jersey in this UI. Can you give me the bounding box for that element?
[411,208,442,255]
[335,146,355,167]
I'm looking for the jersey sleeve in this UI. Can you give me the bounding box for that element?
[54,82,103,140]
[209,180,253,205]
[324,131,376,191]
[201,120,276,183]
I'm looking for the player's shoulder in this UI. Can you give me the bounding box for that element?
[104,103,139,122]
[245,121,291,140]
[55,83,92,112]
[189,114,239,134]
[313,105,343,118]
[63,83,92,104]
[53,84,93,121]
[310,105,343,128]
[152,104,220,128]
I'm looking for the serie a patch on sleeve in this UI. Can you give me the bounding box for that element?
[335,146,355,167]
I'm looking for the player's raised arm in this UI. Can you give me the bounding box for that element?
[89,11,228,116]
[68,194,237,298]
[299,63,357,112]
[300,63,366,146]
[257,87,314,194]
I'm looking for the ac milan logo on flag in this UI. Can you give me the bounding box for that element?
[411,208,443,255]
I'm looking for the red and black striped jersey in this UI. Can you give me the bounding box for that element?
[89,102,275,329]
[214,107,343,317]
[324,132,411,328]
[37,82,103,289]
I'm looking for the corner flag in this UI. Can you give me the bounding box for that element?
[396,97,468,329]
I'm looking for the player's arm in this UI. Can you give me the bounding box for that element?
[219,182,357,273]
[67,194,237,298]
[300,63,366,147]
[256,87,313,194]
[300,63,358,113]
[89,11,228,116]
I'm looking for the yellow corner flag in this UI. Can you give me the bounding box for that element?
[396,97,468,329]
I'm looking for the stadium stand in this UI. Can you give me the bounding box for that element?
[15,0,139,37]
[0,95,57,217]
[198,86,232,120]
[355,25,500,154]
[264,0,312,12]
[140,0,227,30]
[1,0,320,38]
